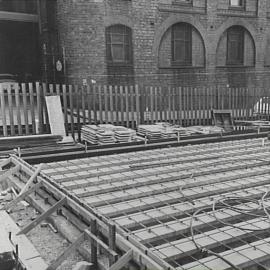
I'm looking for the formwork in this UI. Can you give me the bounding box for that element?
[2,138,270,269]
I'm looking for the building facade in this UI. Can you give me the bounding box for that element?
[53,0,270,89]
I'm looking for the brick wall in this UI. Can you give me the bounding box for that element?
[55,0,270,89]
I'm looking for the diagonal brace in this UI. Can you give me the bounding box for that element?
[19,163,44,195]
[3,181,43,211]
[17,197,67,235]
[46,232,86,270]
[108,249,133,270]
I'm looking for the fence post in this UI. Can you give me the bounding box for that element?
[36,82,44,134]
[75,85,81,142]
[135,85,140,126]
[139,86,145,124]
[0,84,7,136]
[15,83,22,136]
[42,82,50,133]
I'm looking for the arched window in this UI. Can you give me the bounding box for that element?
[216,25,255,67]
[106,24,132,65]
[158,22,205,68]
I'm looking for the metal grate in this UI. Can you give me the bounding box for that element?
[43,138,270,270]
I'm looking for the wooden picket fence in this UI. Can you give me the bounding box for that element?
[0,82,270,140]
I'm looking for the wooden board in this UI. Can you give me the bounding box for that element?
[45,95,66,137]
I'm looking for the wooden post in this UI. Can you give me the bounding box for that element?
[22,83,29,135]
[135,85,140,126]
[75,85,81,142]
[104,85,109,124]
[62,84,68,135]
[109,222,116,266]
[29,83,36,135]
[125,86,129,127]
[14,84,22,136]
[90,219,98,267]
[7,84,15,136]
[42,82,50,133]
[139,86,144,124]
[36,82,44,134]
[69,85,75,138]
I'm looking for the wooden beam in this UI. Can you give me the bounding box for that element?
[0,164,20,184]
[0,158,11,169]
[0,11,38,22]
[3,181,43,211]
[108,222,117,265]
[19,163,44,195]
[90,219,98,267]
[17,197,66,235]
[46,232,86,270]
[108,249,133,270]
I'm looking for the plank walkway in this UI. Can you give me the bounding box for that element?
[42,138,270,270]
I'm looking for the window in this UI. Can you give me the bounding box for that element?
[230,0,244,7]
[172,23,192,66]
[106,25,132,65]
[227,26,244,65]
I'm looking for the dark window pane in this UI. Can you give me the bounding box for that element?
[106,25,132,64]
[172,23,192,65]
[174,41,186,62]
[111,44,125,62]
[111,33,124,44]
[227,26,244,65]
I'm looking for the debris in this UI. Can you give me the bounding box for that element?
[72,261,93,270]
[40,222,58,233]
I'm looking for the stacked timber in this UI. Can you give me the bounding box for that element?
[137,125,162,140]
[0,135,63,151]
[81,124,137,144]
[81,125,99,144]
[96,130,115,145]
[137,123,225,140]
[186,125,224,134]
[114,128,136,143]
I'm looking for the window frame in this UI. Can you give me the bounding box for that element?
[226,26,244,66]
[171,23,192,67]
[229,0,245,10]
[106,24,133,66]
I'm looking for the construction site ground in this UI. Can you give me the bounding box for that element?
[0,182,84,269]
[2,136,270,269]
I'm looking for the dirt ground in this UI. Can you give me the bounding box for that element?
[0,186,84,270]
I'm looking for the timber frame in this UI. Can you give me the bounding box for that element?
[0,155,171,270]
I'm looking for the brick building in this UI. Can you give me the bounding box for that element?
[53,0,270,88]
